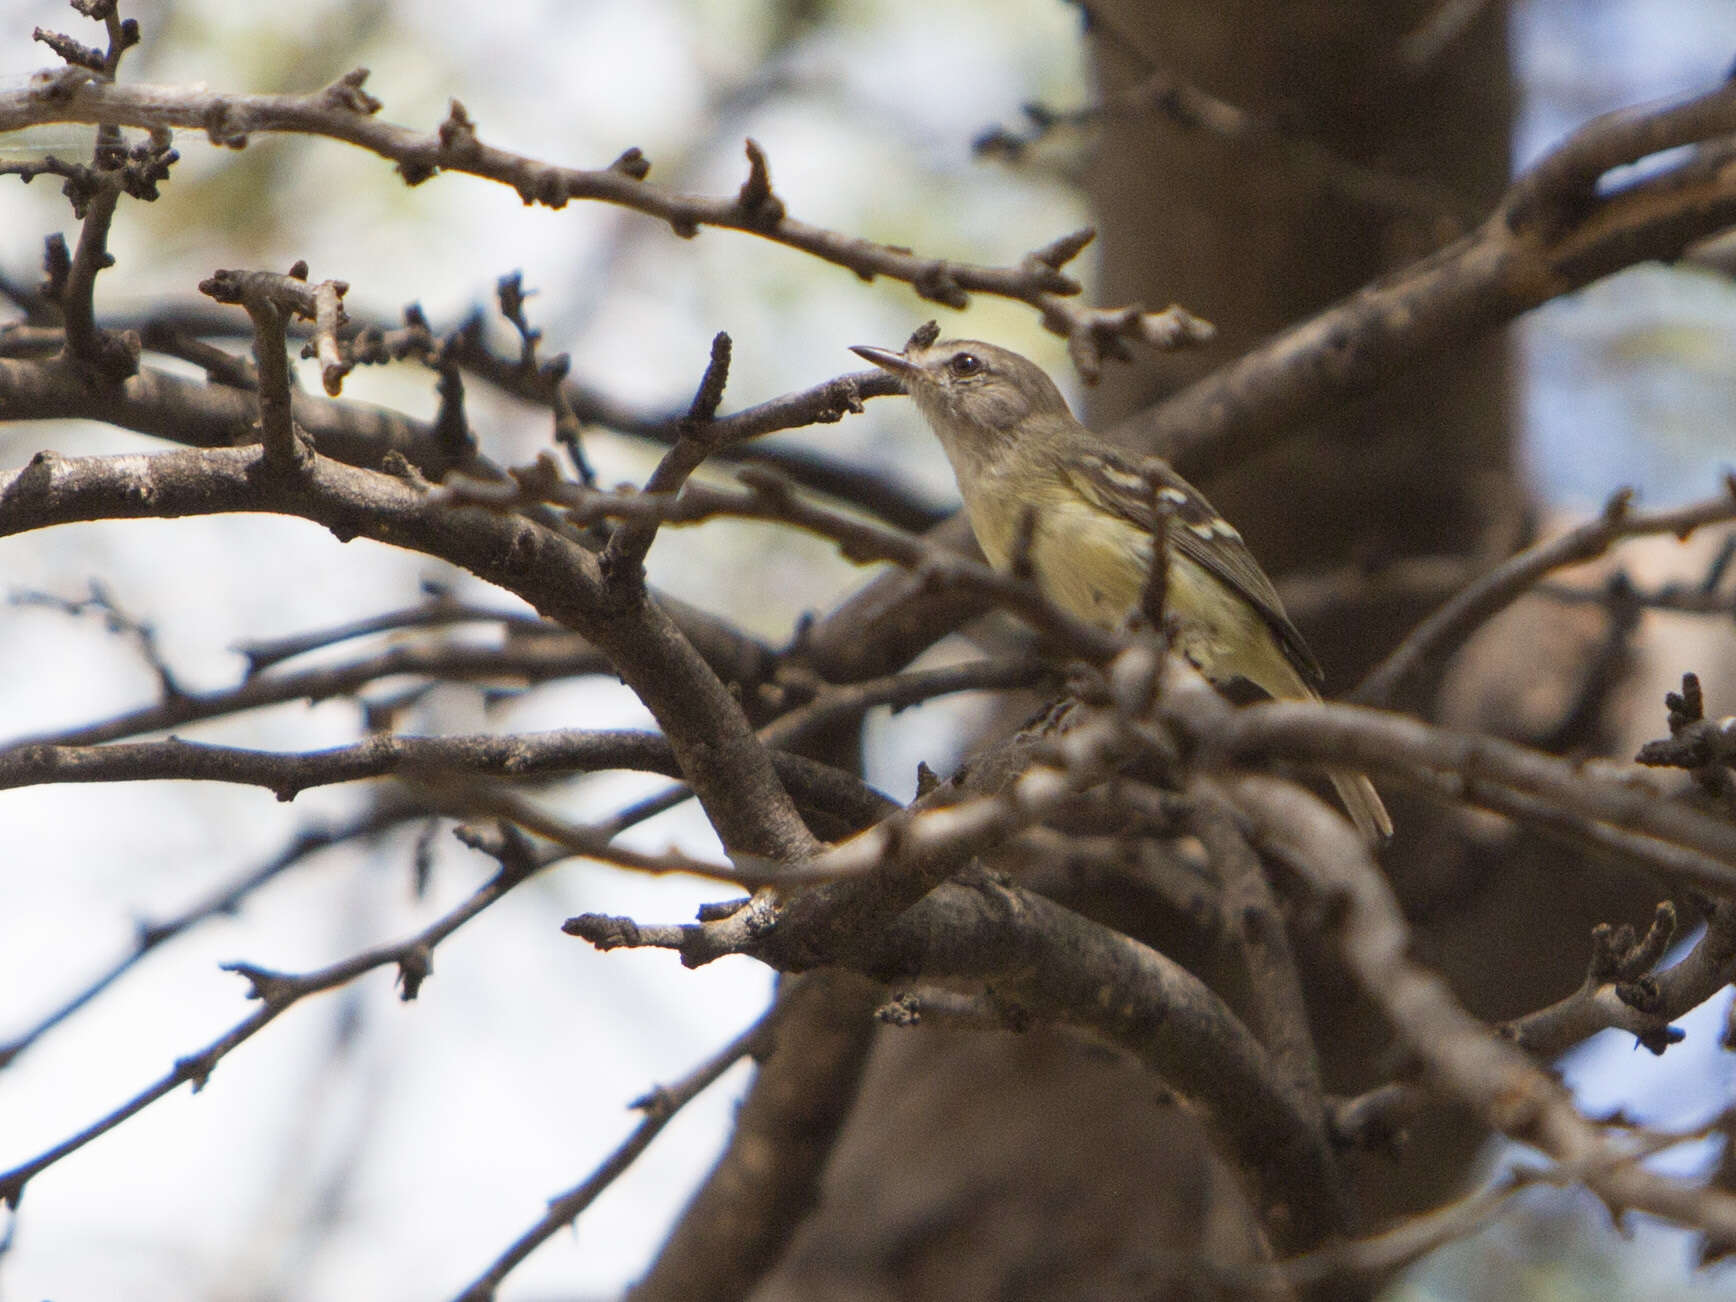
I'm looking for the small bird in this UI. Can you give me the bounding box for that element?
[852,328,1392,844]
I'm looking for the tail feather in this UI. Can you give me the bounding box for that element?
[1238,647,1393,847]
[1330,770,1392,845]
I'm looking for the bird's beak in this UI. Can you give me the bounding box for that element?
[850,344,923,382]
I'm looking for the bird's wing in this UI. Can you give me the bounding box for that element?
[1062,446,1325,688]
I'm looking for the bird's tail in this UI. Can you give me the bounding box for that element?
[1248,653,1394,847]
[1329,770,1392,845]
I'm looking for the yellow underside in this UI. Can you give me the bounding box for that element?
[959,468,1390,839]
[969,490,1315,704]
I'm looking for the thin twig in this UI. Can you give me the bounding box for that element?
[199,265,346,473]
[6,635,610,749]
[451,1005,778,1302]
[0,73,1186,364]
[43,5,146,382]
[0,802,419,1069]
[598,656,1049,837]
[602,332,732,583]
[0,833,537,1208]
[1353,483,1736,709]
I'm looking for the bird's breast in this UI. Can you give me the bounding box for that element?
[964,488,1312,702]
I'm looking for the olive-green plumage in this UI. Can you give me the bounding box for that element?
[853,333,1391,844]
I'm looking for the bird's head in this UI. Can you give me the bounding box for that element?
[851,326,1073,449]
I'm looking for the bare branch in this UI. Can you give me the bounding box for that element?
[0,74,1176,352]
[451,1004,779,1302]
[624,972,882,1302]
[1124,80,1736,479]
[0,353,442,473]
[1355,484,1736,709]
[602,331,733,585]
[1161,670,1736,893]
[11,578,181,699]
[0,442,815,859]
[0,728,887,839]
[412,773,765,889]
[1636,672,1736,806]
[980,64,1468,230]
[568,866,1351,1253]
[0,832,536,1209]
[38,3,153,383]
[199,264,356,470]
[1503,897,1736,1058]
[599,655,1050,838]
[1185,789,1325,1123]
[231,591,550,672]
[0,801,419,1070]
[1224,774,1736,1250]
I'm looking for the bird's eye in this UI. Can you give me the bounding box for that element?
[948,352,983,377]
